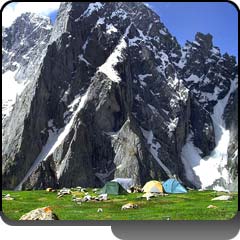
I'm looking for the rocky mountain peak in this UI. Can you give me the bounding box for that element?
[195,32,213,50]
[14,12,51,25]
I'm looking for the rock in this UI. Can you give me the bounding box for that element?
[98,194,108,201]
[207,205,218,209]
[58,188,71,196]
[19,207,59,220]
[83,195,91,202]
[46,188,53,192]
[97,208,103,213]
[211,195,232,201]
[121,203,138,210]
[76,186,82,191]
[2,194,14,201]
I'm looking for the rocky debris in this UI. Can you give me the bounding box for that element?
[97,194,108,201]
[82,195,92,202]
[121,203,139,210]
[57,188,71,198]
[211,195,232,201]
[19,207,59,220]
[207,205,218,209]
[2,194,14,201]
[72,193,108,203]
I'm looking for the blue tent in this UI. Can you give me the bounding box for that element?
[163,179,187,194]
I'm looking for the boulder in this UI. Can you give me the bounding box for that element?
[19,207,59,220]
[207,205,218,209]
[2,194,14,201]
[121,203,138,210]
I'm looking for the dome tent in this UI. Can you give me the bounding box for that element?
[163,179,187,193]
[98,181,127,195]
[142,180,163,193]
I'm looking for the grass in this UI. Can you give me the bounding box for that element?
[2,189,238,221]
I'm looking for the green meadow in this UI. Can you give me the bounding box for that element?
[2,190,238,221]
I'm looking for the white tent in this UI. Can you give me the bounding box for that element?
[111,178,134,191]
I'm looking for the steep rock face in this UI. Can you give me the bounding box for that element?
[2,13,52,188]
[2,2,238,191]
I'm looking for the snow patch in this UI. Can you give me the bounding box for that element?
[96,17,105,25]
[82,2,104,17]
[106,24,118,34]
[167,76,179,89]
[139,74,152,81]
[185,74,201,83]
[168,117,179,134]
[98,25,131,82]
[193,41,200,46]
[78,54,90,66]
[111,9,128,20]
[211,47,220,55]
[159,29,167,35]
[2,68,28,117]
[138,74,152,87]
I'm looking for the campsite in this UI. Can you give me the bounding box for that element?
[2,179,238,221]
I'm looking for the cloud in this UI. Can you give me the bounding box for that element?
[2,2,61,27]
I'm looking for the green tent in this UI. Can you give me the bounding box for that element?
[98,181,127,195]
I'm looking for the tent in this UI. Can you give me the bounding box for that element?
[98,181,127,195]
[142,180,163,193]
[163,179,187,193]
[111,178,133,191]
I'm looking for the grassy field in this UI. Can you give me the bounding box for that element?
[2,189,238,221]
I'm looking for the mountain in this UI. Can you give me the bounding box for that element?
[2,12,52,119]
[2,2,238,191]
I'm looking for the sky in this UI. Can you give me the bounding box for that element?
[147,2,238,57]
[1,2,238,57]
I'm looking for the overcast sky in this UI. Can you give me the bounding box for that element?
[2,2,238,57]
